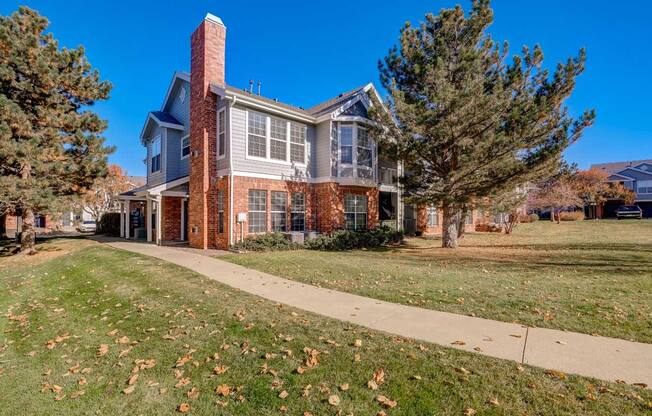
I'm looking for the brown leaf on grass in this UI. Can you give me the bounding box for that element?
[70,390,85,399]
[303,348,320,367]
[81,367,92,374]
[353,353,361,362]
[488,397,500,406]
[373,368,385,385]
[376,395,397,408]
[328,395,341,406]
[107,329,119,336]
[451,340,466,346]
[127,374,139,385]
[339,383,349,391]
[135,359,156,370]
[119,347,132,358]
[215,384,232,396]
[455,367,471,375]
[353,339,362,347]
[54,394,66,401]
[544,369,567,380]
[187,387,200,399]
[122,385,136,395]
[52,384,63,393]
[213,365,228,375]
[302,384,312,397]
[464,408,477,416]
[367,380,378,390]
[278,390,289,399]
[116,336,130,344]
[97,344,109,357]
[175,378,191,388]
[632,382,648,388]
[78,377,87,386]
[296,366,305,374]
[175,354,192,368]
[177,403,190,413]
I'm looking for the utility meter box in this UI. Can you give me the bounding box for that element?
[237,212,247,223]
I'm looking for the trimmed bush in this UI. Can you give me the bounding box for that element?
[232,232,300,252]
[559,211,584,221]
[519,213,539,223]
[98,212,120,236]
[305,226,404,251]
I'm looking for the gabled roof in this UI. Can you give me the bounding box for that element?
[307,84,369,116]
[151,111,182,125]
[606,172,635,181]
[591,159,652,175]
[139,111,184,143]
[616,166,652,178]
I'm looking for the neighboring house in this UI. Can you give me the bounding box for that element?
[591,159,652,218]
[116,13,476,248]
[0,212,61,238]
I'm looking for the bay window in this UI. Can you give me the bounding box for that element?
[344,194,368,230]
[338,124,374,179]
[271,191,287,231]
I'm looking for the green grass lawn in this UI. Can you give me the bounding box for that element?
[1,238,650,415]
[224,220,652,344]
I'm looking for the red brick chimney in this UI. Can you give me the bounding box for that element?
[189,13,226,249]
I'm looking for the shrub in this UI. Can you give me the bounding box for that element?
[98,212,120,236]
[232,232,300,252]
[518,213,539,223]
[559,211,584,221]
[305,226,404,251]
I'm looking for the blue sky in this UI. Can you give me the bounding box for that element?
[2,1,651,176]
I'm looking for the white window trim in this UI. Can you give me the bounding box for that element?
[180,134,190,160]
[150,135,162,173]
[245,109,307,167]
[337,123,376,180]
[217,108,227,160]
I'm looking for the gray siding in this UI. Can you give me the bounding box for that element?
[165,128,189,181]
[145,125,165,187]
[230,104,315,179]
[164,80,190,135]
[315,121,331,177]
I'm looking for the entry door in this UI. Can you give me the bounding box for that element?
[403,205,417,235]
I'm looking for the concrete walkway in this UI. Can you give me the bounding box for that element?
[105,240,651,387]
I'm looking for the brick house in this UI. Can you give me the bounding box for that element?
[589,159,652,218]
[116,13,475,249]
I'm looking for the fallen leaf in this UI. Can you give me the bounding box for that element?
[367,380,378,390]
[97,344,109,357]
[215,384,232,396]
[353,339,362,347]
[488,397,500,406]
[278,390,289,399]
[451,340,466,346]
[376,395,398,408]
[187,387,200,399]
[544,369,567,380]
[122,385,136,395]
[373,368,385,385]
[464,408,477,416]
[328,395,341,406]
[177,403,190,413]
[213,365,229,375]
[339,383,349,391]
[127,374,139,385]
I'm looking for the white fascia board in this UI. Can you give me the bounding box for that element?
[147,176,190,196]
[226,90,316,124]
[160,71,190,112]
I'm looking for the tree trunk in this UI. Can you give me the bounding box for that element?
[20,207,36,254]
[442,204,460,248]
[457,205,468,239]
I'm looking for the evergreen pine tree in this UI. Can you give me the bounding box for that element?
[370,0,594,247]
[0,7,112,253]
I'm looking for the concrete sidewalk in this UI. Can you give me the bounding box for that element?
[105,240,651,387]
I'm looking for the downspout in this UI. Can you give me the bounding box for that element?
[227,95,236,246]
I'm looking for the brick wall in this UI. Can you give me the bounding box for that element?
[230,176,315,244]
[188,16,226,249]
[417,205,476,234]
[162,197,182,241]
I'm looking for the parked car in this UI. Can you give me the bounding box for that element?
[78,220,97,232]
[616,205,643,220]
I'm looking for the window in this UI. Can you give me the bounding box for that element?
[340,126,353,164]
[291,192,305,231]
[150,135,161,173]
[339,124,374,179]
[247,111,267,158]
[181,135,190,159]
[344,194,367,230]
[217,190,225,233]
[465,211,474,225]
[427,207,438,227]
[290,123,306,164]
[270,117,287,161]
[218,110,226,157]
[271,191,287,231]
[248,190,267,233]
[357,127,373,178]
